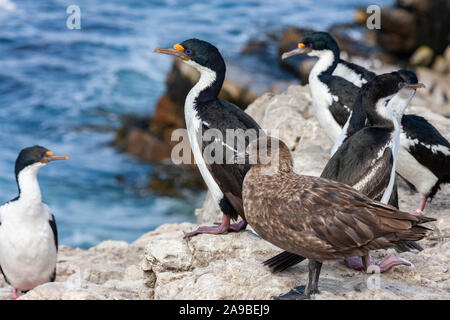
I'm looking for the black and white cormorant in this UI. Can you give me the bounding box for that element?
[282,31,450,216]
[154,39,264,237]
[0,146,69,299]
[333,70,450,214]
[281,32,361,143]
[264,72,425,274]
[321,71,425,272]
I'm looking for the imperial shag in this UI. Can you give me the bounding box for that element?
[0,146,69,299]
[154,39,264,237]
[333,69,450,217]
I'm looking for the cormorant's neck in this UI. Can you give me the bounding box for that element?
[365,96,396,130]
[187,60,225,105]
[16,164,43,204]
[387,89,415,123]
[347,94,367,136]
[310,49,339,79]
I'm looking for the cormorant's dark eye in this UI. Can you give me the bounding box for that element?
[185,49,192,55]
[398,82,405,89]
[307,43,313,48]
[38,153,45,159]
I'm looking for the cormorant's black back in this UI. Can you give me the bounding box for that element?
[199,98,263,219]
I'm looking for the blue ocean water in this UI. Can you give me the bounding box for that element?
[0,0,391,248]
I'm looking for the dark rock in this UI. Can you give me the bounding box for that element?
[114,116,172,163]
[240,40,269,55]
[398,0,438,13]
[149,164,206,197]
[149,94,186,144]
[381,8,416,36]
[376,8,417,53]
[373,0,450,58]
[328,24,377,57]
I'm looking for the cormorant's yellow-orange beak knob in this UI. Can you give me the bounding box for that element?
[281,42,311,60]
[173,43,184,51]
[154,43,190,61]
[41,151,70,163]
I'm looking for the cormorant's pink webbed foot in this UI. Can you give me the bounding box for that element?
[366,253,412,273]
[345,253,412,273]
[364,253,412,273]
[183,214,247,238]
[228,219,247,232]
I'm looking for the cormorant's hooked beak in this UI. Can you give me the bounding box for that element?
[153,43,190,61]
[41,151,70,164]
[404,83,426,90]
[281,43,312,60]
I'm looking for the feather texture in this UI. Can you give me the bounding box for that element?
[244,138,434,262]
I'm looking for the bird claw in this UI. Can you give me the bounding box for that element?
[345,254,412,273]
[367,253,412,273]
[274,285,312,300]
[183,225,228,238]
[345,256,365,271]
[228,220,247,232]
[409,210,423,216]
[183,219,247,238]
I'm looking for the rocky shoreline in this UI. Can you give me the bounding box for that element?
[1,83,448,300]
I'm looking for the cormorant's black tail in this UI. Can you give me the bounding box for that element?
[263,251,306,273]
[395,240,423,253]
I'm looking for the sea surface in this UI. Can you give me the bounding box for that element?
[0,0,391,248]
